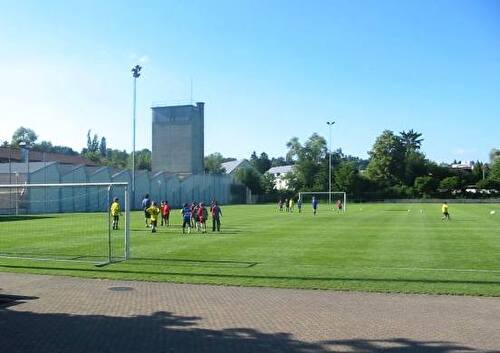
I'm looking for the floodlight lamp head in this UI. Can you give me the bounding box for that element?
[132,65,142,78]
[326,121,335,126]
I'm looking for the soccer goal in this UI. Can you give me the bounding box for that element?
[298,191,347,213]
[0,182,130,265]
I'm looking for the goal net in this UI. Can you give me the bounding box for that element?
[298,191,347,213]
[0,182,130,265]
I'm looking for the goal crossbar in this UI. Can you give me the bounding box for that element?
[0,182,129,188]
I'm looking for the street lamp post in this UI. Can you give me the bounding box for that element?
[326,121,335,208]
[18,141,31,183]
[131,65,142,208]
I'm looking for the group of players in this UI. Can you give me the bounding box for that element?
[278,196,343,215]
[109,196,453,232]
[109,194,223,234]
[179,200,222,234]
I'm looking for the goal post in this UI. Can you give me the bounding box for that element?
[298,191,347,213]
[0,182,130,265]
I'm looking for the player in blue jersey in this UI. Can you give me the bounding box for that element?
[181,203,192,234]
[312,196,318,216]
[141,194,152,227]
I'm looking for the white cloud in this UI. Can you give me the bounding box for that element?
[452,148,478,161]
[129,53,149,64]
[138,55,149,64]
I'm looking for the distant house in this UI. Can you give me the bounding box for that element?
[221,159,252,175]
[266,165,295,190]
[450,161,475,171]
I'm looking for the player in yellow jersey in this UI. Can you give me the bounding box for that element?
[110,197,121,230]
[146,201,161,233]
[441,201,450,220]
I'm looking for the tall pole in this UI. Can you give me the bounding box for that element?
[131,65,142,209]
[327,121,335,208]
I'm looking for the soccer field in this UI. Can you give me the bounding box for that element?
[1,203,499,296]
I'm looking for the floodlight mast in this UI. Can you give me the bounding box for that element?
[131,65,142,208]
[326,121,335,208]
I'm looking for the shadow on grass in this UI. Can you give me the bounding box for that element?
[0,252,256,269]
[131,228,244,235]
[1,264,499,286]
[1,304,494,353]
[0,215,54,222]
[0,251,108,262]
[130,257,258,268]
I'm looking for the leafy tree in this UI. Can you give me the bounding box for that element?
[439,176,461,193]
[86,130,99,153]
[250,151,258,163]
[51,145,78,155]
[342,152,369,170]
[427,162,453,181]
[489,160,500,183]
[469,161,485,183]
[103,149,127,169]
[259,152,272,173]
[334,161,361,195]
[402,151,428,186]
[489,149,500,163]
[31,141,78,155]
[476,178,499,191]
[285,133,328,191]
[303,133,328,163]
[365,130,405,186]
[204,153,226,174]
[271,157,288,167]
[130,149,151,171]
[33,140,53,152]
[11,127,38,146]
[400,129,423,151]
[81,130,101,162]
[414,176,438,197]
[250,151,272,174]
[235,167,263,194]
[99,137,107,157]
[260,173,276,194]
[285,137,302,162]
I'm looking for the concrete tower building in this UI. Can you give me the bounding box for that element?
[151,102,204,174]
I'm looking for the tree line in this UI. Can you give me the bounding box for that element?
[3,126,500,199]
[206,129,500,200]
[3,127,152,171]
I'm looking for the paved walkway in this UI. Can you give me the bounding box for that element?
[1,272,499,353]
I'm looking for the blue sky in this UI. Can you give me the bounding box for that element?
[0,0,498,163]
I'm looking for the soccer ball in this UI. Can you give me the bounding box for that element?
[490,210,496,215]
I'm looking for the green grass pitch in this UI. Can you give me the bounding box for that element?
[1,203,499,296]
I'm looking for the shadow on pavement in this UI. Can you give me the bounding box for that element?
[0,293,38,308]
[1,303,496,353]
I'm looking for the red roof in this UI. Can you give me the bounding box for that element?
[0,147,97,166]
